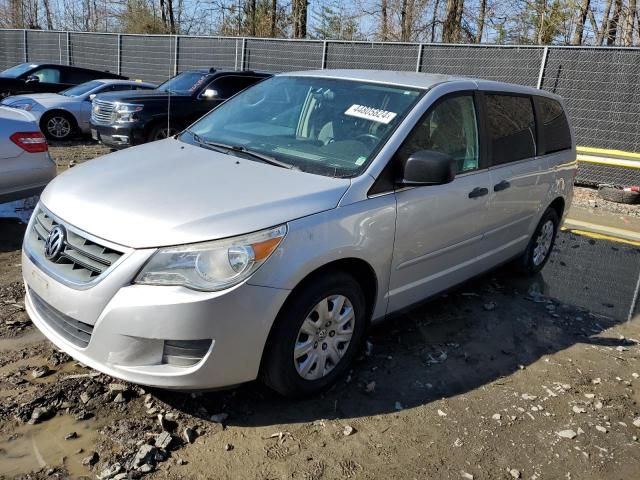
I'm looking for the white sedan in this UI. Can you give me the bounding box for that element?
[0,106,55,204]
[1,79,156,141]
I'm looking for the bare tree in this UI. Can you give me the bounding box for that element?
[596,0,613,44]
[292,0,307,38]
[43,0,54,29]
[624,0,637,45]
[248,0,257,36]
[380,0,389,40]
[431,0,441,42]
[400,0,408,40]
[571,0,590,44]
[167,0,176,33]
[475,0,487,43]
[442,0,464,42]
[606,0,622,45]
[271,0,277,36]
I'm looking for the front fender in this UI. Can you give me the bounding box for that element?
[248,194,397,321]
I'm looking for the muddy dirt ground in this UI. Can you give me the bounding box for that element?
[0,142,639,480]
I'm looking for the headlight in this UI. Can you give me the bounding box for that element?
[135,225,287,291]
[112,102,143,123]
[8,102,34,111]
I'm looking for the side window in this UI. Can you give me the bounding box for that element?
[32,68,61,83]
[205,76,262,99]
[399,94,480,174]
[63,69,98,84]
[537,96,571,154]
[108,84,139,92]
[485,94,536,165]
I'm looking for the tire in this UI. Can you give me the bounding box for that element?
[260,271,368,398]
[598,185,640,205]
[518,207,559,275]
[147,123,181,143]
[41,111,76,141]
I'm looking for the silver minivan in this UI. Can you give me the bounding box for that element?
[22,70,576,396]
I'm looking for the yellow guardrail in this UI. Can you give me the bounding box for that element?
[576,146,640,169]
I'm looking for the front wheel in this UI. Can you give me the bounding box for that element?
[41,112,76,141]
[518,207,559,275]
[260,271,367,397]
[147,123,180,142]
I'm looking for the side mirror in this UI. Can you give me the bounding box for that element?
[400,150,457,186]
[88,93,97,101]
[25,75,40,84]
[202,88,219,99]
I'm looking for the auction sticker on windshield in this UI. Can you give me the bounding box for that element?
[345,104,397,124]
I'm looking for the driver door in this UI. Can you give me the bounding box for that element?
[388,92,492,312]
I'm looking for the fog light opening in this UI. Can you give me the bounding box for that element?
[162,339,212,367]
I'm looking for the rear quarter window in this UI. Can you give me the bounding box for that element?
[206,76,263,99]
[485,94,536,165]
[63,69,100,84]
[536,96,572,154]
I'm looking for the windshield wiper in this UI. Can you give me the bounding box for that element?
[188,132,295,170]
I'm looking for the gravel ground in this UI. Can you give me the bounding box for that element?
[0,141,639,479]
[48,141,111,173]
[572,186,640,218]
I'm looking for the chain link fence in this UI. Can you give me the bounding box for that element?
[2,29,640,178]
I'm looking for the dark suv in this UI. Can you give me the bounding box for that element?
[90,69,270,149]
[0,63,126,98]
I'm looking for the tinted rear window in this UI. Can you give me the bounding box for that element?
[485,94,536,165]
[64,69,101,84]
[206,76,263,99]
[537,96,572,154]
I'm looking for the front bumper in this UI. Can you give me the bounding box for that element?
[22,249,290,390]
[91,123,145,149]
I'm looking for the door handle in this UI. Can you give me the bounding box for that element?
[468,187,489,199]
[494,180,511,192]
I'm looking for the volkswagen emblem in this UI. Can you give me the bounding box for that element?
[44,225,65,261]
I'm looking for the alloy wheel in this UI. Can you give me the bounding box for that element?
[47,116,72,139]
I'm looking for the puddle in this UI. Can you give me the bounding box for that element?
[0,414,98,477]
[0,329,44,352]
[0,356,85,391]
[507,230,640,322]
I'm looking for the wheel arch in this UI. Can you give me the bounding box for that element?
[548,196,565,220]
[40,108,78,132]
[259,257,378,367]
[144,116,183,139]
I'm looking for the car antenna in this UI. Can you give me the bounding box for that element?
[167,38,174,138]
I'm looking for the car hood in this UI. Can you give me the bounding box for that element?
[2,93,74,108]
[40,138,351,249]
[94,90,183,103]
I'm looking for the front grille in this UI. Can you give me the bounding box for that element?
[28,207,124,284]
[30,289,94,348]
[91,99,114,124]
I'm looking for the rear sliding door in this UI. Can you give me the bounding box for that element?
[482,92,553,257]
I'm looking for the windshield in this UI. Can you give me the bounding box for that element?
[184,76,422,177]
[157,72,209,95]
[0,63,37,78]
[60,80,104,97]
